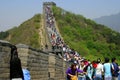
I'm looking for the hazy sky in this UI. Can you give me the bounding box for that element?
[0,0,120,31]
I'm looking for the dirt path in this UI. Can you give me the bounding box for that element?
[38,14,45,50]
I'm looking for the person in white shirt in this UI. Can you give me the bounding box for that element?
[78,61,86,80]
[94,58,103,80]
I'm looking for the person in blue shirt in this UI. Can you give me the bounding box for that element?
[86,62,93,80]
[22,68,31,80]
[103,58,112,80]
[118,69,120,80]
[111,58,119,80]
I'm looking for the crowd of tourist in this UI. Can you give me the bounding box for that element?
[44,4,81,63]
[8,4,120,80]
[45,5,64,51]
[66,58,120,80]
[44,5,120,80]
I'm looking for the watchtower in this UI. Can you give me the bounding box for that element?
[43,2,56,7]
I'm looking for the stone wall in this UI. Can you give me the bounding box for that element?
[0,41,70,80]
[0,40,12,80]
[16,44,49,80]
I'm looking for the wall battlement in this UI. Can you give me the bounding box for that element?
[0,40,69,80]
[43,2,56,6]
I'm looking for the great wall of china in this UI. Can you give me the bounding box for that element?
[0,2,70,80]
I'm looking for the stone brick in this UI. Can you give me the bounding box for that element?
[0,41,70,80]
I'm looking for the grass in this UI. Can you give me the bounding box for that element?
[52,6,120,64]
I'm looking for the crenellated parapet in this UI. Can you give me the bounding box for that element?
[0,2,70,80]
[43,2,56,7]
[0,40,13,80]
[0,40,69,80]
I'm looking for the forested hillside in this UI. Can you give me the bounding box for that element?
[52,6,120,62]
[0,14,41,49]
[0,6,120,63]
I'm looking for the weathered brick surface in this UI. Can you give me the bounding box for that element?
[0,41,11,80]
[16,44,49,80]
[0,41,69,80]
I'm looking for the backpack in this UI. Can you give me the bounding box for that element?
[71,76,78,80]
[22,69,31,80]
[112,63,119,77]
[111,64,114,75]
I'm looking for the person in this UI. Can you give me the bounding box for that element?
[103,58,112,80]
[78,61,86,80]
[118,67,120,80]
[22,67,31,80]
[45,44,48,49]
[111,58,119,80]
[10,46,24,80]
[86,62,93,80]
[94,58,103,80]
[66,63,84,80]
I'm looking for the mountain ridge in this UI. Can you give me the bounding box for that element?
[0,6,120,63]
[52,6,120,62]
[94,12,120,32]
[0,14,41,49]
